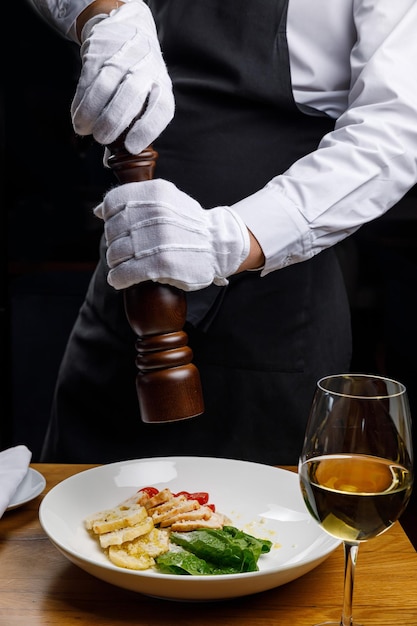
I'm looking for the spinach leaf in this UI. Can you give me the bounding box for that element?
[155,526,272,575]
[155,548,240,575]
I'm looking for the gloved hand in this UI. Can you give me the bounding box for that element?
[94,179,251,291]
[71,1,175,155]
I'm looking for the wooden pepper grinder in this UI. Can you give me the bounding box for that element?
[106,139,204,423]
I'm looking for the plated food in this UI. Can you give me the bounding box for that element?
[39,457,340,600]
[85,485,272,574]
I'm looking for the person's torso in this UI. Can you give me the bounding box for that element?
[148,0,337,206]
[146,0,343,329]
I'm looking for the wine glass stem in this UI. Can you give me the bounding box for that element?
[341,541,359,626]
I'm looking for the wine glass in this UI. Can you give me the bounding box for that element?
[298,373,413,626]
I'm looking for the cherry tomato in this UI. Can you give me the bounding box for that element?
[188,492,210,505]
[174,491,210,505]
[138,486,159,498]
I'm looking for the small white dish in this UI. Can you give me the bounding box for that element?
[39,457,340,601]
[7,468,46,511]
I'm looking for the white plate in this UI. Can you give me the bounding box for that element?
[7,468,46,511]
[39,457,340,601]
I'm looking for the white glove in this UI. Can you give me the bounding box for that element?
[71,1,175,155]
[94,179,251,291]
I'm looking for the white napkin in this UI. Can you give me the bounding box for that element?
[0,445,32,518]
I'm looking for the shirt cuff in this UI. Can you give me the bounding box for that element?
[230,182,314,275]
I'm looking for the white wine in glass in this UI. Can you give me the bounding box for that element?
[299,373,413,626]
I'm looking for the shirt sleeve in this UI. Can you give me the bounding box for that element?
[232,0,417,275]
[26,0,129,41]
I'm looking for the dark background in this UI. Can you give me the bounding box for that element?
[3,0,417,500]
[3,1,113,455]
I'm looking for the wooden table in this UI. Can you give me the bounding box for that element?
[1,464,417,626]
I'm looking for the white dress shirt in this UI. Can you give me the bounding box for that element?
[27,0,417,274]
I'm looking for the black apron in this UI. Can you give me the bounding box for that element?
[41,0,352,464]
